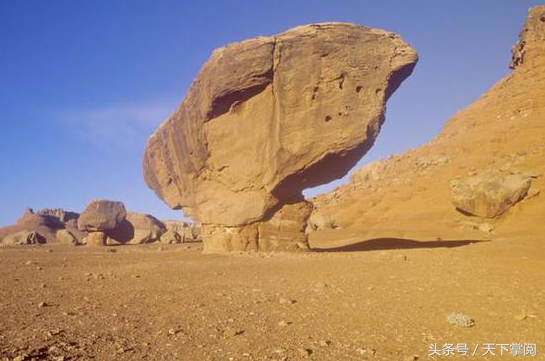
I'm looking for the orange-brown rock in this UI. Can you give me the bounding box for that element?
[310,6,545,246]
[143,23,417,252]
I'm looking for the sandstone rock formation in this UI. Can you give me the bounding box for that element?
[309,6,545,245]
[77,200,126,246]
[37,207,87,243]
[143,23,417,252]
[0,203,183,247]
[108,212,166,244]
[36,208,79,224]
[0,208,62,244]
[77,200,126,232]
[2,230,46,246]
[451,171,533,218]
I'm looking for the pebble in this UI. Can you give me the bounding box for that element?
[277,320,291,327]
[38,301,48,308]
[222,328,243,339]
[279,298,296,304]
[298,348,312,357]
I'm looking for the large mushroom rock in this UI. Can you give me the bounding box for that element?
[143,23,417,252]
[107,212,166,244]
[78,200,126,246]
[77,200,126,232]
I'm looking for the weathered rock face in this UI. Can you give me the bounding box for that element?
[107,212,166,244]
[143,23,417,252]
[77,200,126,232]
[451,171,532,218]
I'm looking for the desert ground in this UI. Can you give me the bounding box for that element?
[1,235,543,361]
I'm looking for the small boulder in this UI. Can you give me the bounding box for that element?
[451,171,532,218]
[78,200,126,232]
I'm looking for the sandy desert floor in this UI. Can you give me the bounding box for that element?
[0,237,543,361]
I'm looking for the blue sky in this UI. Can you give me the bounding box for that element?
[0,0,541,226]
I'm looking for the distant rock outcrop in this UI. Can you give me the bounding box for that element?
[143,23,417,252]
[2,230,46,246]
[0,208,62,244]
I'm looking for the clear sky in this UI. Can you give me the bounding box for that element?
[0,0,542,227]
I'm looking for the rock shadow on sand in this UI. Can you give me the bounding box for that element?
[313,238,488,252]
